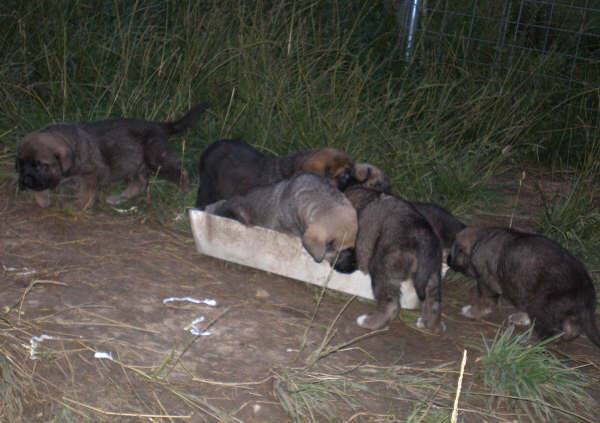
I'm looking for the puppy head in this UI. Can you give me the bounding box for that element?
[447,226,485,277]
[302,204,357,264]
[348,162,391,193]
[16,131,74,191]
[300,148,354,190]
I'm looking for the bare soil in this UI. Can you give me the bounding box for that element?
[1,167,599,422]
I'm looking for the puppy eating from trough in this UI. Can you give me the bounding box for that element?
[205,173,357,265]
[195,139,354,209]
[336,184,445,332]
[16,102,210,208]
[448,226,600,347]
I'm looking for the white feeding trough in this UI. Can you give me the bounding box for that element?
[189,209,374,300]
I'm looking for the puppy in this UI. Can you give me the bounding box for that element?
[338,186,444,332]
[448,226,600,347]
[16,102,210,208]
[205,173,357,265]
[346,162,392,194]
[337,162,463,308]
[195,139,354,209]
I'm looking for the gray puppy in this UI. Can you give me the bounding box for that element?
[341,186,444,332]
[448,226,600,347]
[16,102,210,208]
[206,173,357,265]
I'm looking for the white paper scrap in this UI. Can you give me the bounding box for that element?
[94,351,114,360]
[189,316,211,336]
[29,334,55,360]
[162,297,217,306]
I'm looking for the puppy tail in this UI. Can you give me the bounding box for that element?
[581,306,600,349]
[165,102,211,135]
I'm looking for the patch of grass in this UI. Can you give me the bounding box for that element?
[273,368,372,423]
[477,324,594,422]
[0,352,23,422]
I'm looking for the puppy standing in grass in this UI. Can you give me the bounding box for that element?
[448,226,600,347]
[16,102,210,209]
[195,139,354,209]
[338,184,445,332]
[205,173,357,265]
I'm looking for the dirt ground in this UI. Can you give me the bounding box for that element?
[1,167,599,422]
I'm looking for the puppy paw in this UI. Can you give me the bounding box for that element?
[461,304,475,318]
[356,313,389,330]
[508,312,531,326]
[33,190,50,208]
[416,317,447,333]
[106,194,125,205]
[356,314,368,327]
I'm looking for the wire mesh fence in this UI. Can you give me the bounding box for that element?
[392,0,600,86]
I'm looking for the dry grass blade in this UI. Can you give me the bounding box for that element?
[62,397,192,419]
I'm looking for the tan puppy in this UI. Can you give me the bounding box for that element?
[16,102,210,208]
[206,173,357,265]
[195,139,354,209]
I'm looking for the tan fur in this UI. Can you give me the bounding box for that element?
[298,148,354,181]
[350,162,391,193]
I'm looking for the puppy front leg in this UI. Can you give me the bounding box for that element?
[107,172,147,205]
[76,175,98,209]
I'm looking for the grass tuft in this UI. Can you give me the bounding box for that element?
[477,324,594,422]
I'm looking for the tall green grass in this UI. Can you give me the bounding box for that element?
[1,1,598,249]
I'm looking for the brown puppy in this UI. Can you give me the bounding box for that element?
[448,226,600,347]
[347,162,392,194]
[205,173,357,265]
[16,102,210,208]
[338,162,464,302]
[195,139,354,209]
[340,186,444,332]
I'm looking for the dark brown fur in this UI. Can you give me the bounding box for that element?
[195,139,354,209]
[16,102,210,208]
[205,173,357,264]
[448,226,600,347]
[341,186,444,332]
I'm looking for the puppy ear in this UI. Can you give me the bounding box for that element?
[302,225,326,263]
[55,142,74,174]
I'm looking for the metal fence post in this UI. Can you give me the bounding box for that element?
[405,0,422,61]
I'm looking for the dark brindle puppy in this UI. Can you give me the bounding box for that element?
[339,186,444,332]
[205,173,357,265]
[448,226,600,347]
[337,163,464,309]
[16,102,210,208]
[195,139,354,209]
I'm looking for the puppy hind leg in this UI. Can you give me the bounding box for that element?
[357,299,399,330]
[417,273,446,333]
[107,173,147,205]
[146,139,189,190]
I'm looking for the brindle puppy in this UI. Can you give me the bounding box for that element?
[195,139,354,209]
[205,173,357,265]
[448,226,600,347]
[17,102,210,209]
[340,186,444,332]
